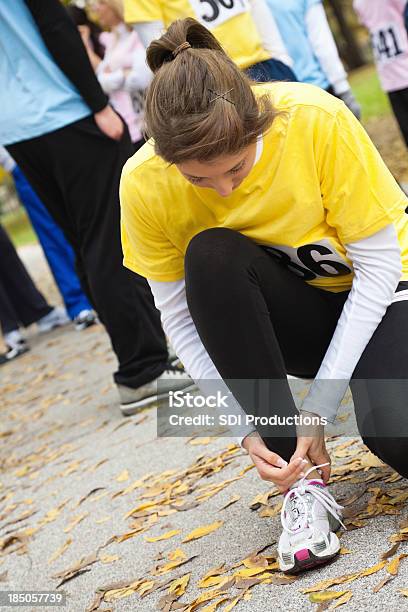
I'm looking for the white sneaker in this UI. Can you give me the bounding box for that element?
[37,307,70,333]
[74,309,97,331]
[1,330,30,365]
[118,365,196,416]
[278,463,344,574]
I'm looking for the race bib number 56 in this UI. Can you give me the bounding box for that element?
[261,240,352,281]
[188,0,249,29]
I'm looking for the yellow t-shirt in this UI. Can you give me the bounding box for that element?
[124,0,270,69]
[120,82,408,292]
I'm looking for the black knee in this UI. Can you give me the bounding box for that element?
[185,228,244,275]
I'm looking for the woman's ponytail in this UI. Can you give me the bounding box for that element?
[146,17,226,73]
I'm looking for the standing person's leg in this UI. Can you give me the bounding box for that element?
[388,88,408,148]
[11,165,93,321]
[0,275,21,336]
[0,224,52,329]
[8,117,169,389]
[0,273,30,362]
[351,298,408,477]
[184,228,347,460]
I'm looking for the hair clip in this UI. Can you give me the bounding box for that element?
[172,42,192,57]
[208,88,235,105]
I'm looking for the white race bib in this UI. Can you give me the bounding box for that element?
[371,22,407,64]
[260,239,352,281]
[188,0,249,29]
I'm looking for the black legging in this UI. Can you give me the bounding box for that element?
[0,224,51,334]
[184,228,408,478]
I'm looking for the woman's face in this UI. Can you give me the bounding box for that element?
[176,142,257,198]
[92,1,121,28]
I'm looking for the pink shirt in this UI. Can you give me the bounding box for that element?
[354,0,408,92]
[98,24,145,142]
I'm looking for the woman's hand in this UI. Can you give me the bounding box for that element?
[291,410,331,483]
[94,106,124,141]
[78,24,91,47]
[242,431,308,493]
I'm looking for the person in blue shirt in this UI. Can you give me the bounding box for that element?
[265,0,361,118]
[0,0,191,410]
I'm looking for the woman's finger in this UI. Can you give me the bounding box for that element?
[254,454,307,486]
[311,452,331,483]
[290,438,311,463]
[257,446,288,469]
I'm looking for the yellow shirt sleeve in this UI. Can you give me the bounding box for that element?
[124,0,163,24]
[319,104,407,244]
[120,165,185,282]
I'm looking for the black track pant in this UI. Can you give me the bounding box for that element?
[7,116,167,388]
[0,224,51,334]
[388,87,408,148]
[185,228,408,478]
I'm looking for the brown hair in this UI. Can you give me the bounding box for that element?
[144,18,278,164]
[98,0,124,21]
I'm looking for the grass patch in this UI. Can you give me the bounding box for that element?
[349,64,391,121]
[1,207,37,248]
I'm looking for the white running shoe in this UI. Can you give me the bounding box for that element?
[1,330,30,365]
[278,463,345,574]
[74,309,97,331]
[37,307,70,333]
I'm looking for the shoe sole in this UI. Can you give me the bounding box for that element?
[283,549,340,575]
[0,346,30,366]
[280,547,340,575]
[120,383,197,416]
[75,319,97,331]
[38,321,70,333]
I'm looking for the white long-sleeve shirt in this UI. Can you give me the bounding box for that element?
[305,3,349,94]
[0,146,16,173]
[148,224,404,448]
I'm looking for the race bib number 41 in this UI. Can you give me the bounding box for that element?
[371,22,407,63]
[188,0,249,29]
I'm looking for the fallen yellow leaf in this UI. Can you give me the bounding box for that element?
[64,512,88,533]
[168,548,186,561]
[168,572,190,596]
[386,554,408,575]
[330,591,353,608]
[99,554,120,564]
[144,529,181,542]
[116,470,129,482]
[182,521,223,543]
[47,538,72,564]
[309,591,350,604]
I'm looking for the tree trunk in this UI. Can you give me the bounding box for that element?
[326,0,365,68]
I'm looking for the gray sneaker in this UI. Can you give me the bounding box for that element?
[37,307,70,333]
[118,365,196,416]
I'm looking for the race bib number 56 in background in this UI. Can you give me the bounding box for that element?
[188,0,249,29]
